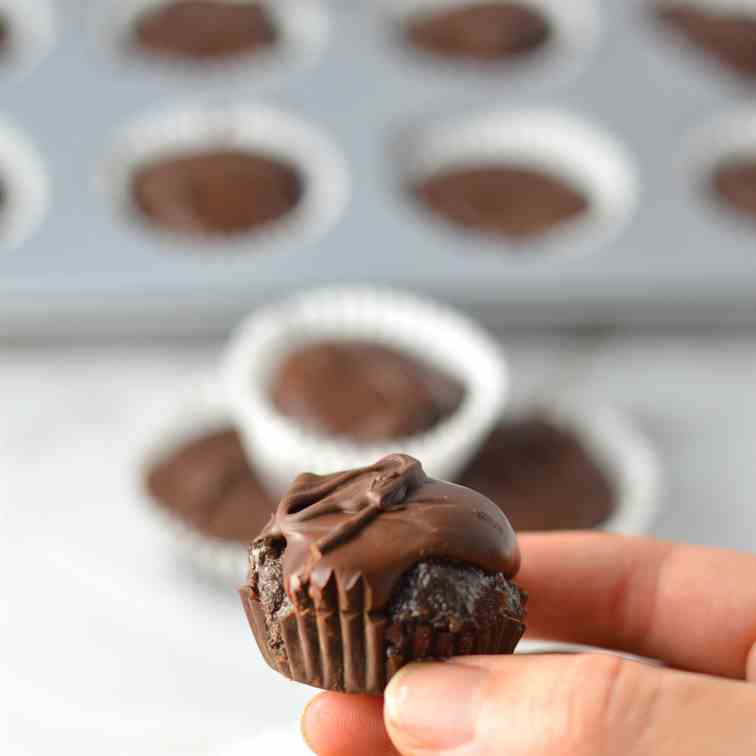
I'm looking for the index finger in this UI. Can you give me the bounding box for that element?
[517,532,756,680]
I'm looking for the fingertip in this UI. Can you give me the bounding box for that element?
[300,693,328,754]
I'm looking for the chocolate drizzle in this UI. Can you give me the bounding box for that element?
[256,454,520,612]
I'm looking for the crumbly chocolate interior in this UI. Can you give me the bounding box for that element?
[249,539,524,669]
[656,3,756,79]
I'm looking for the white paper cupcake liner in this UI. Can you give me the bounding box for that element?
[223,286,510,495]
[396,108,640,260]
[384,0,600,85]
[97,103,349,252]
[0,116,50,251]
[685,108,756,227]
[139,378,257,587]
[91,0,330,84]
[505,397,662,536]
[0,0,57,82]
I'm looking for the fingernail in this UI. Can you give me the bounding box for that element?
[385,662,488,749]
[299,694,322,754]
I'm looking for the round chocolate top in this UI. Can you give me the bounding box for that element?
[712,159,756,219]
[458,417,615,531]
[147,427,275,542]
[131,149,303,237]
[133,1,278,61]
[270,341,465,442]
[412,164,589,240]
[656,4,756,79]
[406,2,550,62]
[257,454,520,612]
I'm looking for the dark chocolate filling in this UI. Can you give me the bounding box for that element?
[131,149,303,237]
[411,164,589,240]
[133,0,278,61]
[711,159,756,220]
[655,3,756,79]
[405,2,551,62]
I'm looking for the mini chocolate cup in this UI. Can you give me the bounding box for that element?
[240,573,525,693]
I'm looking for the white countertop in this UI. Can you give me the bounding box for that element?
[2,332,755,754]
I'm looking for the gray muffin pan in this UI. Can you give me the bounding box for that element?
[3,0,756,336]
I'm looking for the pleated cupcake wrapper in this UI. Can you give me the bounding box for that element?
[0,0,57,82]
[224,286,509,495]
[139,377,256,587]
[240,576,525,694]
[523,398,663,535]
[91,0,329,83]
[0,116,50,250]
[96,102,349,252]
[396,107,639,261]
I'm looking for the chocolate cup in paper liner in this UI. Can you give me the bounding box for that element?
[396,109,639,259]
[239,454,526,694]
[0,0,57,81]
[92,0,329,82]
[139,379,275,587]
[686,109,756,228]
[223,287,509,494]
[0,116,50,250]
[471,399,662,536]
[387,0,599,85]
[97,104,348,251]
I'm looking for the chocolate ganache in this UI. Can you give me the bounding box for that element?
[255,453,520,611]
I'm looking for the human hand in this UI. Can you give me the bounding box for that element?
[301,533,756,755]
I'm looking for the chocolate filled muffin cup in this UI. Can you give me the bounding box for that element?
[686,109,756,228]
[224,287,509,494]
[0,117,50,251]
[139,378,275,586]
[93,0,329,81]
[0,0,56,81]
[98,104,348,251]
[517,400,662,535]
[388,0,599,83]
[397,109,639,258]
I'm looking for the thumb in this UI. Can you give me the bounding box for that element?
[383,654,756,756]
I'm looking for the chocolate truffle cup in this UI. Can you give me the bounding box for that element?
[240,454,526,693]
[92,0,329,82]
[388,0,599,86]
[396,109,639,259]
[98,104,348,251]
[503,399,662,535]
[223,286,509,494]
[140,379,275,586]
[0,116,50,251]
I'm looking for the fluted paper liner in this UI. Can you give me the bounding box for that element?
[240,571,525,694]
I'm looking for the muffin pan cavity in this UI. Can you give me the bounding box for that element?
[397,110,639,259]
[99,104,349,253]
[0,117,49,252]
[94,0,329,82]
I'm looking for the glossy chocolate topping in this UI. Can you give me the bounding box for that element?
[712,159,756,219]
[270,341,465,442]
[412,164,589,240]
[133,1,277,61]
[131,149,303,237]
[406,2,551,62]
[656,4,756,78]
[257,454,520,612]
